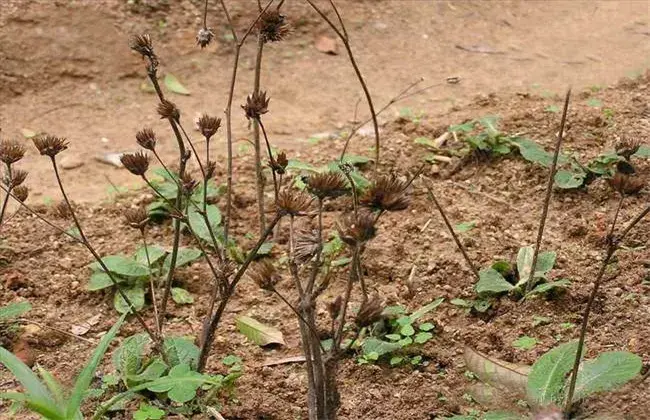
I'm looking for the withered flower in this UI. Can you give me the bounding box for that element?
[54,201,72,219]
[608,172,645,195]
[275,189,311,216]
[7,169,28,188]
[242,91,270,120]
[327,296,343,321]
[196,27,215,48]
[205,160,217,179]
[124,206,149,231]
[269,151,288,175]
[337,210,377,247]
[0,140,25,165]
[120,151,150,176]
[294,230,319,264]
[355,295,383,328]
[136,128,157,151]
[198,114,221,140]
[305,172,349,199]
[129,34,155,58]
[248,260,279,291]
[33,135,69,158]
[13,185,28,203]
[616,160,636,175]
[615,138,640,161]
[157,99,180,121]
[181,173,198,195]
[258,10,291,43]
[360,173,410,212]
[217,259,237,282]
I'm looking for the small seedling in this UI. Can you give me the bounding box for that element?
[512,335,538,351]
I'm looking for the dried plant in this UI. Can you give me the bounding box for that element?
[135,128,157,151]
[360,173,410,212]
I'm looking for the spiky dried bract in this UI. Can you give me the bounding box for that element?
[33,135,68,158]
[608,172,645,195]
[294,230,319,264]
[615,138,640,161]
[258,10,291,43]
[205,160,217,179]
[275,189,311,216]
[196,27,214,48]
[248,260,279,291]
[355,295,383,328]
[136,128,157,151]
[157,99,180,121]
[337,210,377,246]
[120,151,150,176]
[124,206,149,230]
[129,34,155,58]
[198,114,221,140]
[181,173,198,195]
[7,169,28,188]
[242,91,270,120]
[327,296,343,321]
[217,259,237,282]
[13,185,28,203]
[0,140,25,165]
[269,151,288,175]
[360,173,410,212]
[54,201,72,219]
[305,172,349,199]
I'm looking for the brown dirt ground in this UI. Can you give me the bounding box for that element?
[1,1,650,420]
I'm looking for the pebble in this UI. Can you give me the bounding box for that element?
[59,155,84,170]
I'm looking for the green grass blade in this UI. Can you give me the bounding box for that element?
[65,313,127,418]
[36,365,65,404]
[0,391,65,419]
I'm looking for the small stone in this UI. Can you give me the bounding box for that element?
[60,155,84,170]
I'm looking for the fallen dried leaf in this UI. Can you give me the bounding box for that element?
[315,35,338,55]
[71,314,101,336]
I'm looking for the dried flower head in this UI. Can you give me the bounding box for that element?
[217,259,237,282]
[608,172,645,195]
[328,296,343,321]
[129,34,155,58]
[294,230,319,264]
[360,173,410,212]
[7,169,28,189]
[337,210,377,246]
[124,206,149,230]
[205,160,217,179]
[305,172,349,199]
[33,135,69,158]
[13,185,28,203]
[355,295,384,328]
[242,91,270,120]
[198,114,221,140]
[615,138,640,161]
[181,173,198,195]
[0,140,25,165]
[136,128,157,151]
[275,189,311,216]
[616,160,636,175]
[196,27,215,48]
[269,151,288,175]
[157,99,180,121]
[258,10,291,43]
[120,151,150,176]
[54,201,72,219]
[248,260,279,291]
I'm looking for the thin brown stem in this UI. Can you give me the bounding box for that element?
[257,119,279,202]
[16,319,95,345]
[334,245,359,351]
[0,165,11,227]
[253,34,266,235]
[202,0,208,28]
[272,288,324,351]
[141,231,161,336]
[525,88,571,293]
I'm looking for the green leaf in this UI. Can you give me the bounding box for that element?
[512,336,538,351]
[532,316,551,327]
[419,322,435,332]
[449,120,475,133]
[134,246,167,267]
[257,242,274,256]
[400,324,415,337]
[464,346,530,395]
[133,403,165,420]
[361,338,402,357]
[450,298,473,308]
[87,272,124,291]
[586,98,602,107]
[545,105,560,113]
[163,336,200,370]
[634,145,650,158]
[473,299,492,313]
[385,334,402,341]
[527,340,580,406]
[414,137,436,148]
[163,247,202,272]
[89,256,149,278]
[414,332,433,344]
[112,333,150,385]
[187,205,222,245]
[164,73,190,95]
[66,314,127,418]
[147,364,202,403]
[516,246,535,287]
[389,356,404,366]
[510,137,561,168]
[113,285,145,314]
[171,287,194,305]
[0,301,32,320]
[236,316,285,347]
[36,366,64,404]
[572,351,641,402]
[340,154,371,166]
[222,355,242,366]
[382,305,406,316]
[479,115,500,135]
[535,251,556,276]
[528,279,571,296]
[554,170,586,189]
[127,358,167,384]
[491,260,512,276]
[454,221,476,233]
[286,160,317,172]
[476,268,514,296]
[409,297,444,321]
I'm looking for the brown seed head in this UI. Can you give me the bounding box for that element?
[181,173,198,195]
[305,172,349,199]
[242,91,270,120]
[360,173,410,212]
[615,138,641,161]
[157,99,180,121]
[136,128,157,151]
[196,27,214,48]
[124,206,149,230]
[6,169,28,188]
[54,200,72,219]
[0,140,26,165]
[337,210,377,246]
[120,151,150,176]
[205,160,217,179]
[248,260,280,291]
[294,230,319,264]
[355,295,384,328]
[13,185,28,203]
[328,296,343,321]
[258,10,291,43]
[269,151,288,175]
[129,34,155,58]
[275,189,311,216]
[217,259,237,282]
[198,114,221,140]
[33,135,69,158]
[608,172,645,195]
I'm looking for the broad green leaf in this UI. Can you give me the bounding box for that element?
[450,298,473,308]
[134,246,167,267]
[163,248,202,271]
[133,403,165,420]
[236,316,285,347]
[527,340,580,406]
[463,346,529,393]
[163,336,200,370]
[479,115,500,136]
[147,364,203,403]
[362,338,402,357]
[66,314,127,418]
[454,221,476,233]
[512,336,538,351]
[554,170,586,189]
[516,246,534,287]
[409,297,444,321]
[0,301,32,320]
[491,260,512,276]
[382,305,406,316]
[390,356,404,366]
[89,256,149,278]
[222,355,242,366]
[414,137,436,148]
[187,205,222,245]
[340,154,371,166]
[535,251,556,276]
[634,145,650,158]
[528,279,571,296]
[286,160,317,172]
[572,351,641,402]
[164,73,190,95]
[473,299,492,313]
[112,333,150,385]
[87,272,124,291]
[510,137,560,168]
[400,324,415,336]
[414,332,433,344]
[171,287,194,305]
[113,285,145,314]
[449,120,475,133]
[419,322,435,332]
[127,358,167,384]
[476,268,514,295]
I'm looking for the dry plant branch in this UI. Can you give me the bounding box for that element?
[16,319,95,345]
